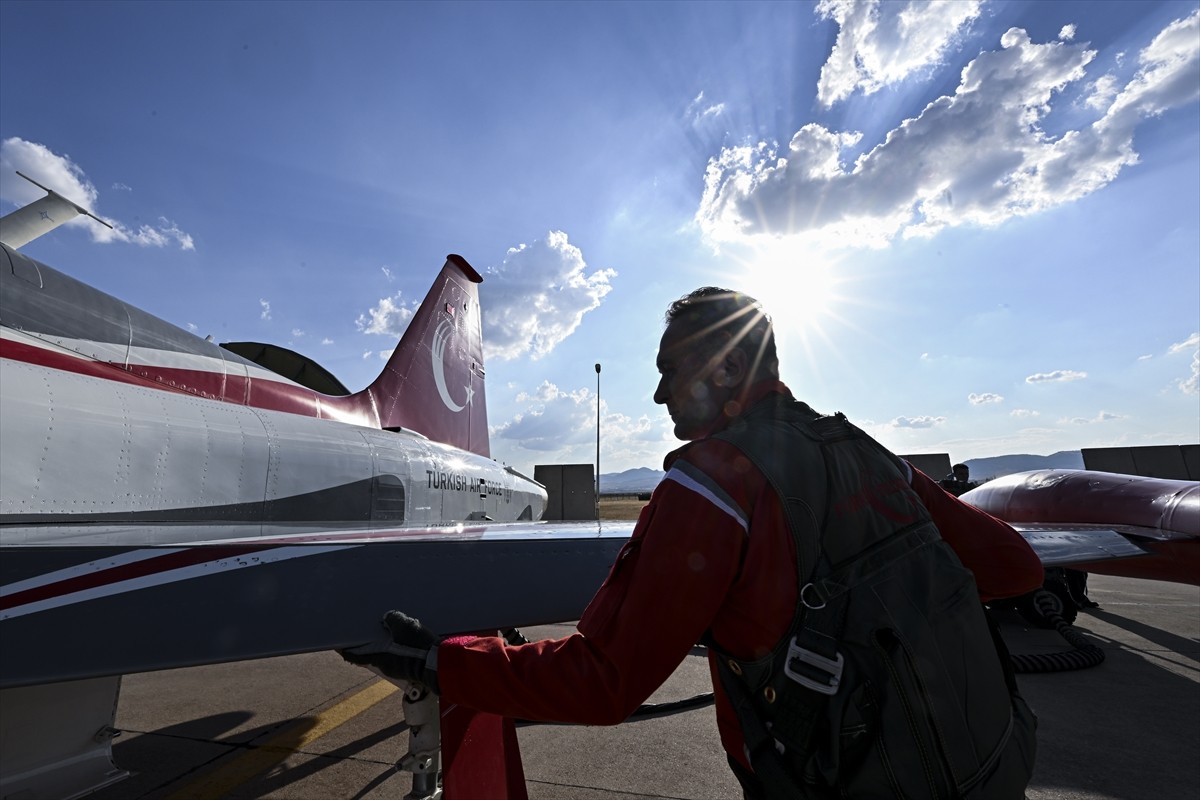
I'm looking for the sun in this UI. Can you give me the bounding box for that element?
[730,238,846,340]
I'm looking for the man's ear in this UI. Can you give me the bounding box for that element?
[719,348,749,387]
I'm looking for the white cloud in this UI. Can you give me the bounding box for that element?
[259,299,271,321]
[1059,24,1077,42]
[697,12,1200,248]
[493,381,595,452]
[1167,332,1199,354]
[1010,408,1039,418]
[686,91,726,125]
[356,292,416,337]
[482,231,616,361]
[1083,74,1120,111]
[186,322,198,333]
[1137,353,1154,361]
[968,392,1004,405]
[1064,410,1125,424]
[291,328,305,338]
[1026,369,1087,383]
[0,137,195,250]
[381,266,394,281]
[1168,332,1199,394]
[321,337,334,345]
[815,0,983,106]
[890,415,946,428]
[112,182,132,192]
[492,380,670,469]
[1182,351,1199,395]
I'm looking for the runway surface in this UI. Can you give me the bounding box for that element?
[85,574,1198,799]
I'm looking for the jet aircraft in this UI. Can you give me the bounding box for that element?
[0,178,633,799]
[963,469,1199,589]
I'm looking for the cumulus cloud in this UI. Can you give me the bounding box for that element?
[492,381,595,452]
[890,415,946,428]
[815,0,983,106]
[259,299,271,321]
[321,337,334,345]
[1059,24,1077,42]
[492,380,668,466]
[356,293,417,337]
[1168,332,1199,394]
[482,231,616,361]
[968,392,1004,405]
[0,137,195,250]
[697,11,1200,248]
[1026,369,1087,383]
[1010,408,1039,418]
[291,328,305,338]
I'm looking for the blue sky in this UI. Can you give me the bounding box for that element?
[2,0,1197,477]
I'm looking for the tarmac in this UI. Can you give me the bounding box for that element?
[84,574,1198,800]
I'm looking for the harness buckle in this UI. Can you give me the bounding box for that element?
[783,636,844,696]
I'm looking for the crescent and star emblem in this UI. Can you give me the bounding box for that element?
[432,318,474,413]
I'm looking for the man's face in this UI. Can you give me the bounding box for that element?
[653,321,732,441]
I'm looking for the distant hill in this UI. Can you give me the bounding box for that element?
[964,451,1084,481]
[601,451,1085,493]
[599,467,664,493]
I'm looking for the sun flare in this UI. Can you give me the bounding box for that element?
[731,239,845,340]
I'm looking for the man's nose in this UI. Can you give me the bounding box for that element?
[653,377,668,405]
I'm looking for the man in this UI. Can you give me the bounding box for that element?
[345,288,1037,798]
[941,462,973,496]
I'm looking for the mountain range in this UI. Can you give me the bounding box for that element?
[598,451,1086,493]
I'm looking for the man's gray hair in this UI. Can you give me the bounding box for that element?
[665,287,779,379]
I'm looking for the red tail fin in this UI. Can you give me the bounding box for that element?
[356,254,490,457]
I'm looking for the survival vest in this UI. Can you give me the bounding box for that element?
[708,395,1036,799]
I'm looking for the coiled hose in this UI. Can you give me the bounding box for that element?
[1009,589,1106,673]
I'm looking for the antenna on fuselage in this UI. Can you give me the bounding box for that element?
[0,171,113,249]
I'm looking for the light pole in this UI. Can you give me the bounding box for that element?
[595,362,601,520]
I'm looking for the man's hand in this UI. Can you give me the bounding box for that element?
[340,611,442,692]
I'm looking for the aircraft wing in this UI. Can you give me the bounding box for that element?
[0,521,634,690]
[962,470,1199,585]
[1011,524,1154,566]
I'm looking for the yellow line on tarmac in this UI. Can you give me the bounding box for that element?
[167,680,400,800]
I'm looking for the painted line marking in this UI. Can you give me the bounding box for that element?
[166,679,400,800]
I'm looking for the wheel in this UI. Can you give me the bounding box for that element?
[1016,581,1078,628]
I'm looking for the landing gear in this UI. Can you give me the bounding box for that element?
[399,682,441,800]
[1016,568,1097,628]
[1017,577,1077,627]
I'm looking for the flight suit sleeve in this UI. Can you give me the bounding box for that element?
[435,463,748,724]
[908,466,1044,602]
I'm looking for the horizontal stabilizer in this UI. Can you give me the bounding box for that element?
[0,172,112,249]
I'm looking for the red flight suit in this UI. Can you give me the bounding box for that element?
[436,382,1043,773]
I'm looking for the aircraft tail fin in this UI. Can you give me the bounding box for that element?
[356,254,491,457]
[0,172,113,249]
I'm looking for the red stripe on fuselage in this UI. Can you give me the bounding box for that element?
[1,337,377,424]
[0,545,277,611]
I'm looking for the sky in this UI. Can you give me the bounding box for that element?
[1,0,1197,479]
